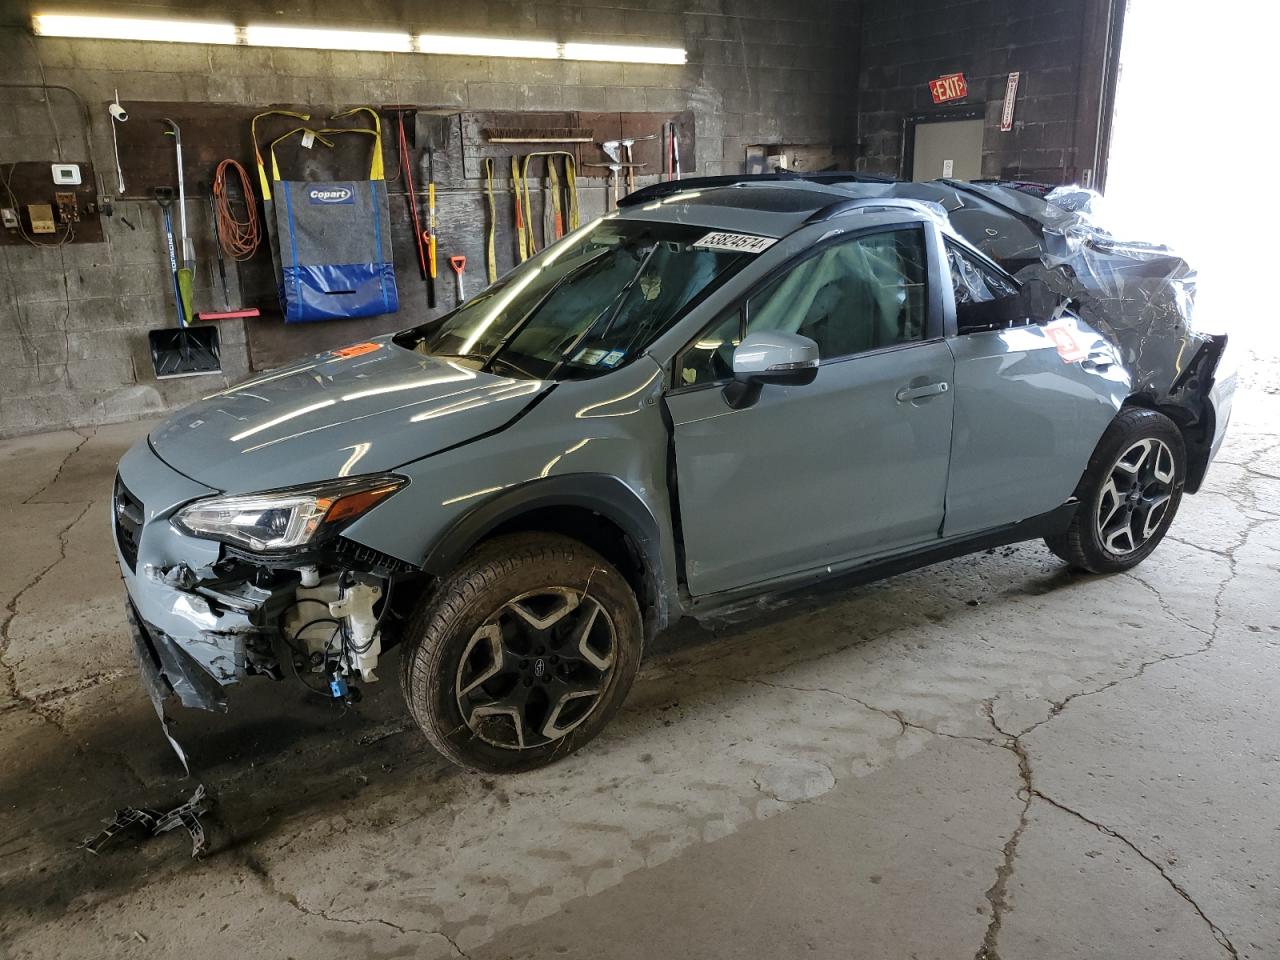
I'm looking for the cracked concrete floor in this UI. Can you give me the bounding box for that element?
[2,388,1278,960]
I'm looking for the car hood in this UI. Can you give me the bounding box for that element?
[149,338,548,492]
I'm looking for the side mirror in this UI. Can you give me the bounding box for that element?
[723,331,820,409]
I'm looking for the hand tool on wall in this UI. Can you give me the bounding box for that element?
[390,108,429,289]
[620,135,655,195]
[204,185,232,310]
[149,186,221,378]
[198,175,261,322]
[161,118,195,326]
[155,188,185,327]
[484,127,594,143]
[416,114,451,310]
[109,89,127,195]
[671,123,682,180]
[449,255,467,304]
[586,141,641,211]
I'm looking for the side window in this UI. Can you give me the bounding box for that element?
[746,228,928,361]
[946,241,1026,332]
[677,308,742,387]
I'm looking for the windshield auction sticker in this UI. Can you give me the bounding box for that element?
[692,232,777,254]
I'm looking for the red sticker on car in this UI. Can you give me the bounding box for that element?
[331,342,380,359]
[1046,323,1087,363]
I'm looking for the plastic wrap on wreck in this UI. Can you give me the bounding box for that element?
[933,181,1221,417]
[1020,207,1207,406]
[1044,184,1107,217]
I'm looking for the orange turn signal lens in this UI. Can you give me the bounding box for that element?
[323,482,403,524]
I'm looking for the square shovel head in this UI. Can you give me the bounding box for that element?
[148,326,222,379]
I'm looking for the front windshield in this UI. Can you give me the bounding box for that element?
[401,219,749,380]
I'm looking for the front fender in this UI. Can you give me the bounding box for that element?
[339,359,682,633]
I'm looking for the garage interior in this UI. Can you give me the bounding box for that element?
[2,1,1276,958]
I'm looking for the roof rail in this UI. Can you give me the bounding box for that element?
[617,171,898,208]
[804,197,942,224]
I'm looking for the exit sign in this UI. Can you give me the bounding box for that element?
[929,73,968,104]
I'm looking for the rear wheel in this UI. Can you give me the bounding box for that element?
[400,533,642,773]
[1045,407,1185,573]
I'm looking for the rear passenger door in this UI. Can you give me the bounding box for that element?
[942,240,1129,536]
[666,225,956,597]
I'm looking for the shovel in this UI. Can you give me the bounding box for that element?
[147,118,220,379]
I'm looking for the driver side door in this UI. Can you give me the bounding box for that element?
[665,225,955,598]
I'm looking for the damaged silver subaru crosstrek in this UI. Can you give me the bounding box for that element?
[115,175,1234,773]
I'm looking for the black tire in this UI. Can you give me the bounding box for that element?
[400,532,643,773]
[1045,407,1186,574]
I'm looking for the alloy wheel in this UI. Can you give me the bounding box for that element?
[1095,437,1177,556]
[454,587,617,750]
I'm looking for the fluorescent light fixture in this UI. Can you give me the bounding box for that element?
[246,24,412,52]
[563,42,686,65]
[417,34,559,59]
[30,14,686,64]
[32,13,238,44]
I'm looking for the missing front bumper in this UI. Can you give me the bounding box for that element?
[126,601,198,774]
[126,599,232,713]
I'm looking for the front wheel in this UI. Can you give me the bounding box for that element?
[1045,407,1186,574]
[400,533,643,773]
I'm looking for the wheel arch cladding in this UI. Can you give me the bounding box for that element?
[1119,334,1226,494]
[421,474,672,639]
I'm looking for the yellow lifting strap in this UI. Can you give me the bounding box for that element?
[483,158,498,284]
[329,107,385,181]
[252,110,311,202]
[563,153,580,231]
[266,109,384,187]
[547,157,563,241]
[265,127,337,188]
[511,155,529,263]
[517,151,578,255]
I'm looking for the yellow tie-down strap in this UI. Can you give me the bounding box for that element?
[265,128,337,193]
[253,110,311,202]
[264,107,386,194]
[517,152,579,257]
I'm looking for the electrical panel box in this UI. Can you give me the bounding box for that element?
[0,161,103,245]
[51,163,82,186]
[27,204,55,234]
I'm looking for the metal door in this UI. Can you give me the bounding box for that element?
[912,118,985,181]
[667,340,955,597]
[943,317,1129,537]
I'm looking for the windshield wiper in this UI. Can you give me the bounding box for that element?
[480,248,614,374]
[546,243,659,380]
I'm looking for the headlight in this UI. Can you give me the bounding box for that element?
[173,474,406,552]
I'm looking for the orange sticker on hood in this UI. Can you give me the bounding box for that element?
[331,342,380,359]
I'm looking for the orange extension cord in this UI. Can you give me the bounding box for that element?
[212,158,260,261]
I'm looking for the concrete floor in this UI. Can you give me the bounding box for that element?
[2,387,1278,960]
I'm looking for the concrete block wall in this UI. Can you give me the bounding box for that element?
[0,0,859,438]
[855,0,1092,182]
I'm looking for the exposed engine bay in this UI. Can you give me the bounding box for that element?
[129,543,422,714]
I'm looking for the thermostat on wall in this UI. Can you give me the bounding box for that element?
[51,163,82,186]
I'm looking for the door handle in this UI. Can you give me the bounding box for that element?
[896,381,950,403]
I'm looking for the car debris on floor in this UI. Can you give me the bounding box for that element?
[78,784,210,860]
